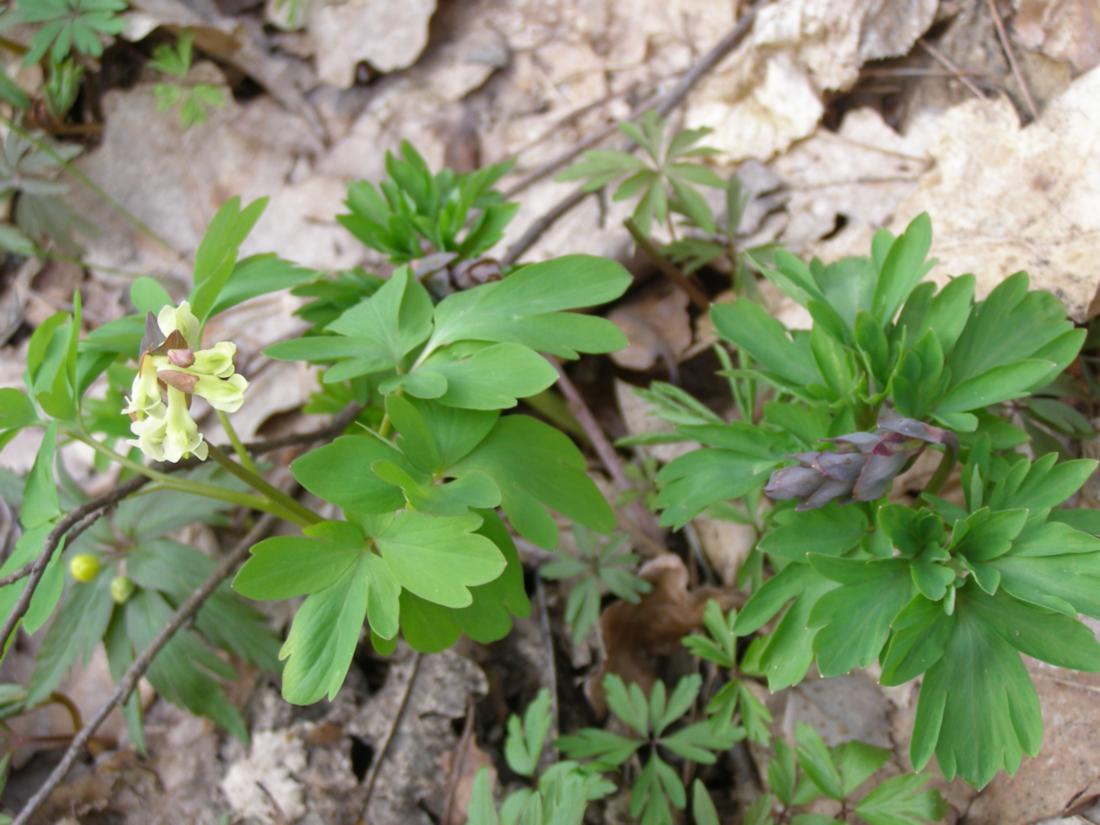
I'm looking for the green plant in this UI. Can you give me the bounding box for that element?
[0,125,87,254]
[149,33,227,129]
[467,688,615,824]
[12,0,127,65]
[643,212,1100,787]
[557,674,742,824]
[44,58,83,122]
[558,109,724,237]
[538,525,650,647]
[339,140,516,264]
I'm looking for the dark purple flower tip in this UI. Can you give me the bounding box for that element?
[852,452,909,501]
[798,477,852,510]
[813,451,866,482]
[765,466,826,500]
[833,432,880,454]
[877,408,958,449]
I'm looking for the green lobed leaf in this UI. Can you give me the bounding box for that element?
[233,521,365,600]
[854,773,947,825]
[453,415,614,548]
[808,557,913,677]
[278,555,371,704]
[428,255,631,358]
[375,510,505,609]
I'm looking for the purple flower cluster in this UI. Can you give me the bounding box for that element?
[765,409,956,510]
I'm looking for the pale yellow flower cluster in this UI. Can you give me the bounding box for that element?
[124,302,248,462]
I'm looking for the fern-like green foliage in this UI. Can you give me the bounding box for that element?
[15,0,127,65]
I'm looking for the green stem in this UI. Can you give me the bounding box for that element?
[0,116,182,260]
[378,414,392,439]
[925,443,957,496]
[206,444,322,526]
[67,430,312,526]
[217,411,258,475]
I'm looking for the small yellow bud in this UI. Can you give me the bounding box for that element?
[69,554,101,583]
[110,575,135,604]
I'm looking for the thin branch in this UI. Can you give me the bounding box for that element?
[12,513,279,825]
[553,362,665,555]
[533,576,559,776]
[441,694,477,825]
[918,40,986,101]
[361,652,423,817]
[501,1,764,267]
[0,476,150,650]
[244,404,362,455]
[624,218,711,310]
[985,0,1039,121]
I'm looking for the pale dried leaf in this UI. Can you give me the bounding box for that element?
[686,0,938,160]
[309,0,437,86]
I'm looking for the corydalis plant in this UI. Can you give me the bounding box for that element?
[125,301,247,463]
[646,213,1100,788]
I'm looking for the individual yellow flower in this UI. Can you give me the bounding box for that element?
[163,387,208,462]
[124,354,162,417]
[130,404,169,462]
[157,300,200,348]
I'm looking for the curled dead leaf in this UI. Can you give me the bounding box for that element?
[588,553,738,714]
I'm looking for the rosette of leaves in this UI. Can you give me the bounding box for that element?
[467,688,615,824]
[557,674,743,825]
[557,109,725,237]
[538,525,650,647]
[149,33,227,129]
[12,0,127,65]
[644,213,1100,787]
[0,126,86,254]
[339,140,517,264]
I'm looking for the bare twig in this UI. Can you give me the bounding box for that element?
[0,476,150,650]
[985,0,1039,121]
[502,87,663,199]
[0,501,118,590]
[441,694,477,825]
[624,218,711,310]
[12,513,279,825]
[501,1,764,267]
[533,576,559,775]
[362,652,423,818]
[918,40,987,101]
[244,403,362,455]
[553,363,665,555]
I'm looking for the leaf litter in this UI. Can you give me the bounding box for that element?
[2,0,1100,822]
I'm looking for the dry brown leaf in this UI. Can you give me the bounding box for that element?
[441,733,496,825]
[608,282,692,373]
[686,0,938,161]
[1015,0,1100,74]
[772,107,932,258]
[692,514,757,587]
[70,75,330,287]
[589,554,736,713]
[963,663,1100,825]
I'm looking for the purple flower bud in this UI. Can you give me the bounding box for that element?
[763,407,954,509]
[765,466,827,500]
